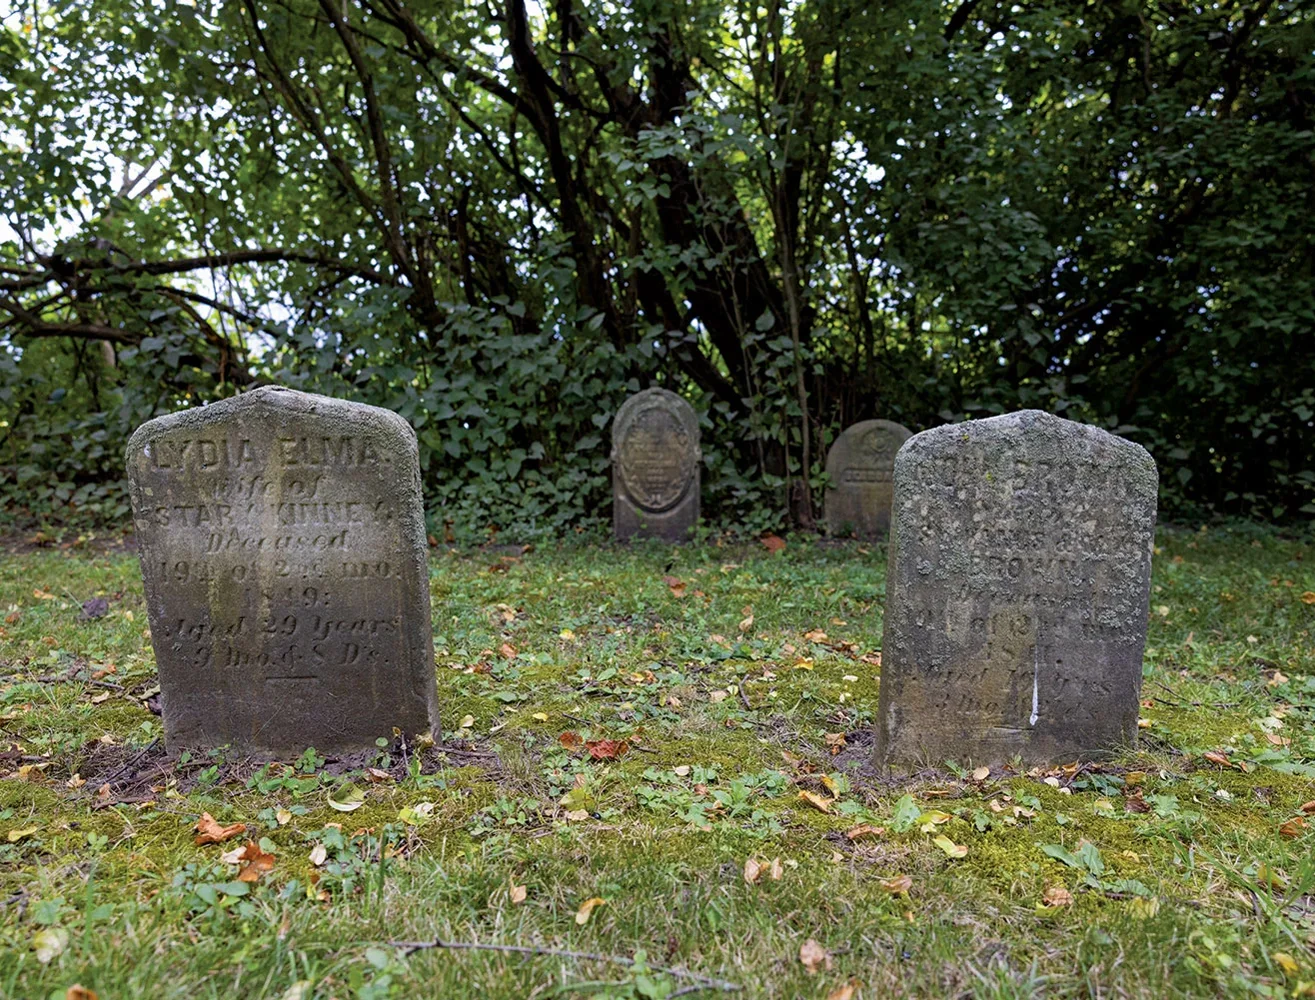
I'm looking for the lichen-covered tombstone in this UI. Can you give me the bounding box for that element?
[611,387,701,542]
[824,419,913,539]
[874,410,1158,769]
[126,386,440,753]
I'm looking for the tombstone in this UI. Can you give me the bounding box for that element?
[824,419,913,539]
[874,410,1157,769]
[611,387,701,542]
[126,386,440,753]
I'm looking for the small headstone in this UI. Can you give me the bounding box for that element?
[611,388,700,542]
[824,419,913,538]
[875,410,1157,768]
[126,386,440,753]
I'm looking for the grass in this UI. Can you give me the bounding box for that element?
[0,525,1313,999]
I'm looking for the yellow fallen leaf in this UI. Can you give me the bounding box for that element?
[932,834,968,858]
[575,896,606,925]
[1273,952,1299,976]
[798,790,832,813]
[458,714,475,729]
[276,808,292,826]
[32,927,68,964]
[1300,591,1315,605]
[799,938,832,974]
[532,712,549,722]
[878,874,912,894]
[7,826,38,843]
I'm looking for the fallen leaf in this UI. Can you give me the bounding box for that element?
[499,642,517,660]
[366,767,392,783]
[673,765,691,777]
[560,731,584,751]
[219,844,246,865]
[663,576,688,598]
[760,534,786,554]
[33,927,68,964]
[309,844,328,866]
[770,857,783,880]
[1300,591,1315,605]
[7,826,38,843]
[1274,952,1300,976]
[235,841,276,882]
[1300,800,1315,815]
[1203,750,1232,767]
[66,986,99,1000]
[66,774,85,790]
[585,739,629,760]
[1042,885,1074,907]
[744,857,763,884]
[1279,817,1308,838]
[932,835,968,858]
[564,809,590,822]
[826,982,858,1000]
[709,690,729,703]
[824,733,846,755]
[532,712,549,722]
[457,714,475,729]
[326,782,366,812]
[738,613,754,633]
[878,874,912,894]
[798,790,832,813]
[845,824,885,842]
[510,876,527,905]
[804,629,828,643]
[971,766,990,782]
[276,808,292,826]
[194,812,247,845]
[575,897,606,925]
[799,938,832,974]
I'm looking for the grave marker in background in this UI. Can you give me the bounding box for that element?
[611,388,700,542]
[127,386,440,753]
[874,410,1158,768]
[824,419,913,539]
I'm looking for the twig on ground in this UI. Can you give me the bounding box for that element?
[1150,680,1238,709]
[387,936,740,993]
[737,682,752,713]
[95,737,160,789]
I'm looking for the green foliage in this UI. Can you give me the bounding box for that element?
[2,1,1313,533]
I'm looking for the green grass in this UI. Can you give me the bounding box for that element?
[0,526,1313,999]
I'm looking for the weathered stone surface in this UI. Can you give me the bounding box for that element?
[126,386,440,753]
[824,419,914,539]
[874,410,1158,769]
[611,388,701,542]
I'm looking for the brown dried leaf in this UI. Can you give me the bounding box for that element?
[194,812,247,845]
[509,877,527,905]
[585,739,629,761]
[769,857,783,881]
[799,938,832,974]
[760,534,786,554]
[1299,800,1315,815]
[1042,885,1074,907]
[366,767,393,783]
[824,733,846,755]
[1203,750,1232,767]
[559,731,584,751]
[65,987,98,1000]
[845,824,885,842]
[743,857,763,884]
[235,841,276,882]
[825,983,858,1000]
[575,896,606,925]
[499,642,517,660]
[1279,817,1309,839]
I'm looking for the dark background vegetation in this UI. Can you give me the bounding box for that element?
[2,0,1313,539]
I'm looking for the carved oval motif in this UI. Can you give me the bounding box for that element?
[616,402,696,513]
[860,425,905,465]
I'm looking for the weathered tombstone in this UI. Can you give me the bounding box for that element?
[126,386,440,753]
[611,387,701,542]
[824,419,913,539]
[875,410,1157,769]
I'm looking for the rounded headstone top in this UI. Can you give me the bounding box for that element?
[611,387,700,514]
[824,419,913,475]
[895,409,1157,493]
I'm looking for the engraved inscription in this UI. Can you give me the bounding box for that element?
[874,410,1158,768]
[611,388,701,541]
[127,386,439,753]
[824,419,913,539]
